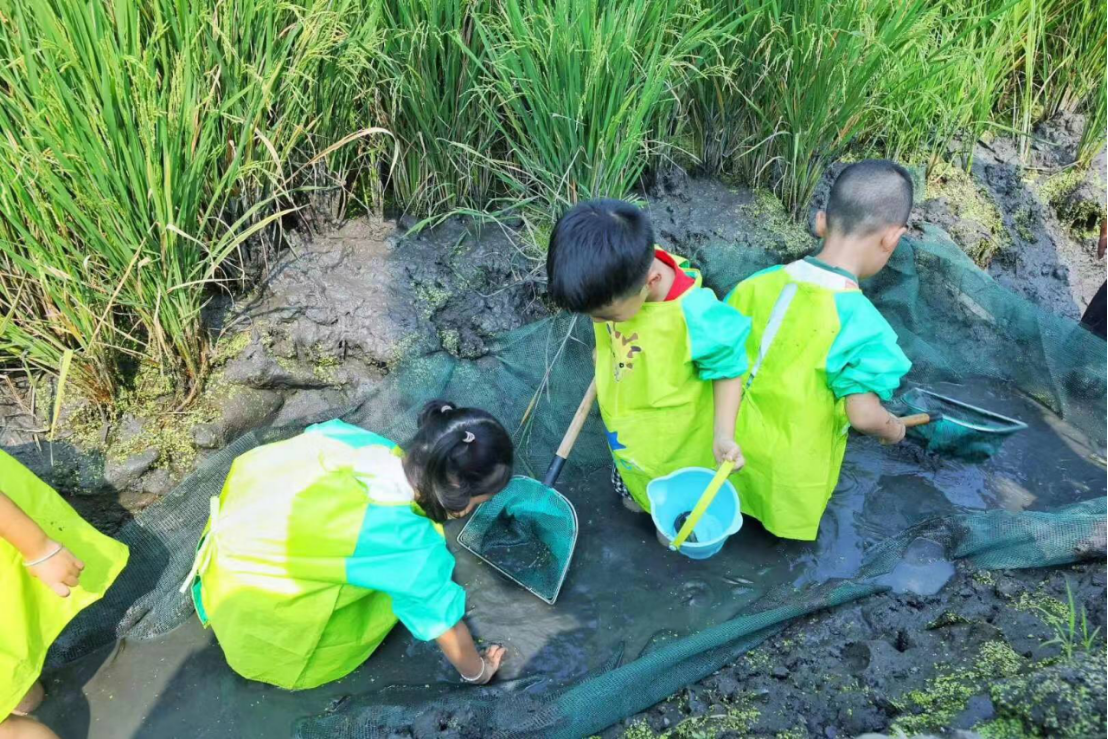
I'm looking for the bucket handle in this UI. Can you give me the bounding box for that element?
[671,460,735,551]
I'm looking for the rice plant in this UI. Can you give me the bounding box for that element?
[700,0,962,216]
[378,0,501,216]
[0,0,1103,405]
[469,0,738,212]
[0,0,388,400]
[1076,74,1107,166]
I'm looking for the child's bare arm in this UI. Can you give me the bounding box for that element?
[845,393,905,444]
[435,619,506,685]
[712,377,745,466]
[0,491,50,559]
[0,491,85,596]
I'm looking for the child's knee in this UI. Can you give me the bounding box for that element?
[0,715,62,739]
[13,683,44,715]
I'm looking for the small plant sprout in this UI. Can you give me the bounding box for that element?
[1035,578,1103,661]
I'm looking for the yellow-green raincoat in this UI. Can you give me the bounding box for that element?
[187,420,465,690]
[596,251,751,511]
[726,257,911,540]
[1,450,129,719]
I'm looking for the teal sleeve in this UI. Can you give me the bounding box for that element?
[345,507,466,641]
[305,419,397,449]
[682,288,752,381]
[827,292,912,400]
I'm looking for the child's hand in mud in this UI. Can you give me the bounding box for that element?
[473,645,507,685]
[26,539,84,597]
[713,436,745,468]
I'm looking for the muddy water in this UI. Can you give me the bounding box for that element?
[37,379,1105,739]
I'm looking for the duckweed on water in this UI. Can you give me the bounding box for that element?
[892,640,1025,735]
[665,703,760,739]
[976,716,1036,739]
[622,719,656,739]
[741,188,813,259]
[926,161,1009,266]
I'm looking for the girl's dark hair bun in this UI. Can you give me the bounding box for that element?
[416,400,456,427]
[404,400,514,523]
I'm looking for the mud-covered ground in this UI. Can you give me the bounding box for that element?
[3,113,1106,737]
[607,562,1106,739]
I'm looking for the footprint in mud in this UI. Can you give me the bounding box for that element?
[873,537,955,596]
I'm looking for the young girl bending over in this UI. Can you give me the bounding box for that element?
[185,402,513,689]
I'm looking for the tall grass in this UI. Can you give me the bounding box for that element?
[470,0,740,209]
[0,0,387,400]
[379,0,500,215]
[0,0,1104,402]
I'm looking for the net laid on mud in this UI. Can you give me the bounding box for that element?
[36,228,1106,738]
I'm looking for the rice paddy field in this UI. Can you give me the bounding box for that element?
[0,0,1104,406]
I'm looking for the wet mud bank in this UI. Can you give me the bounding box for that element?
[609,562,1106,739]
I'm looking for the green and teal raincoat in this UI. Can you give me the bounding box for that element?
[1,450,129,719]
[186,420,465,690]
[726,257,911,540]
[595,250,751,511]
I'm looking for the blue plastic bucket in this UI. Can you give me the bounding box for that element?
[647,467,742,560]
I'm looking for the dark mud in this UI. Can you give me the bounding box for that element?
[975,114,1106,320]
[35,376,1106,739]
[610,562,1106,739]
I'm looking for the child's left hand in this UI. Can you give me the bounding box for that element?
[26,539,85,597]
[713,437,745,468]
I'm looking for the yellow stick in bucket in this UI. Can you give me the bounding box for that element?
[671,459,735,551]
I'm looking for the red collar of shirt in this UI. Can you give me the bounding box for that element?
[656,249,695,301]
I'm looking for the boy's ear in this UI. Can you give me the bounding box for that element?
[881,225,907,253]
[814,211,828,238]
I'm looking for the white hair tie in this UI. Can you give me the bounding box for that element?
[463,431,476,443]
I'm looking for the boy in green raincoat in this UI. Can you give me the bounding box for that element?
[725,160,914,541]
[546,199,752,513]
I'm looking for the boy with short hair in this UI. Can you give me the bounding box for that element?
[546,199,751,512]
[726,159,914,540]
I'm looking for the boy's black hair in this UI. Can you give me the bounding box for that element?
[546,199,655,313]
[402,400,514,524]
[826,159,914,237]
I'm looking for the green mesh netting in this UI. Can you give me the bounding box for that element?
[457,476,578,604]
[897,386,1029,459]
[35,227,1106,738]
